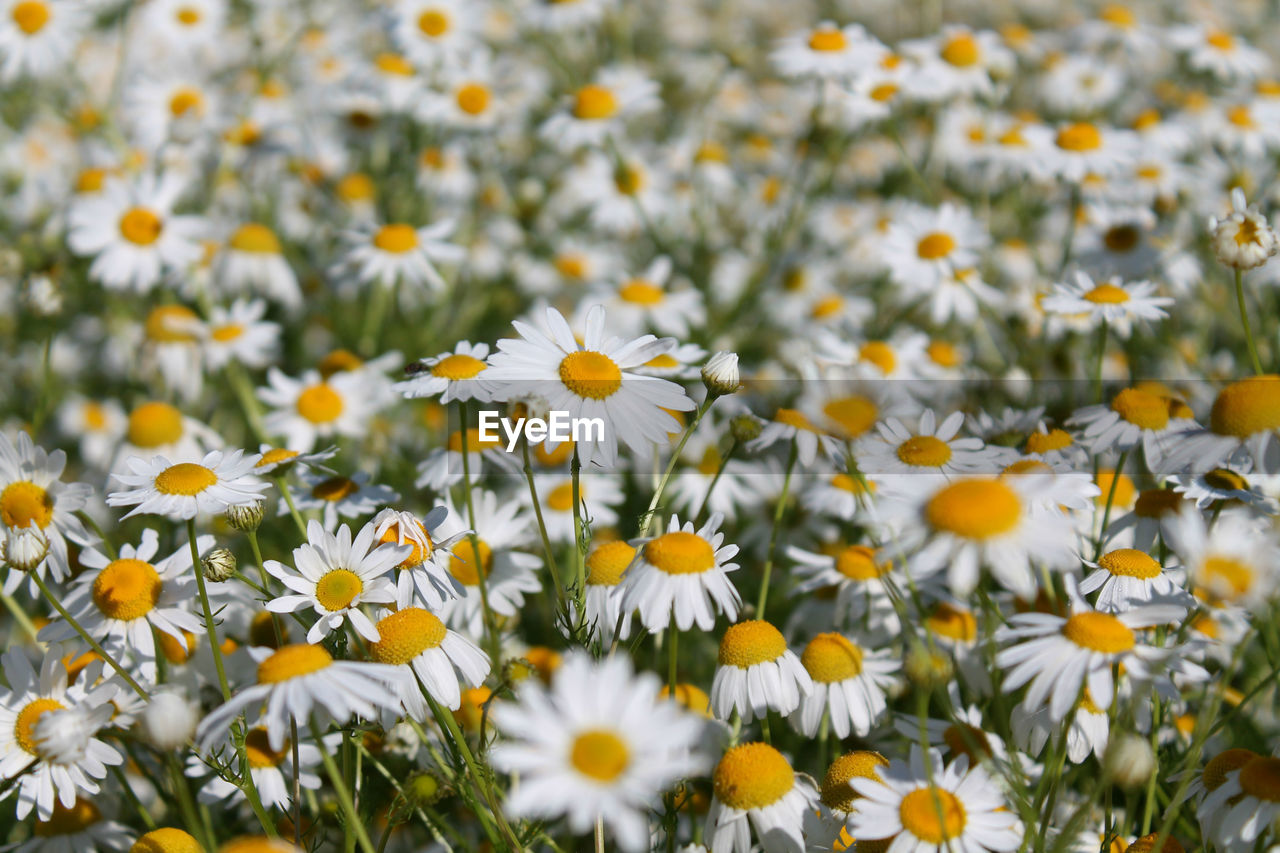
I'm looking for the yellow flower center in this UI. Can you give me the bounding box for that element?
[318,349,363,379]
[449,538,493,586]
[900,788,966,843]
[916,232,957,260]
[369,607,447,665]
[569,729,630,782]
[546,481,576,512]
[572,85,618,120]
[310,476,359,502]
[15,698,65,755]
[174,6,201,25]
[1110,387,1169,430]
[1203,468,1249,492]
[92,558,162,621]
[132,827,203,853]
[940,33,980,67]
[455,83,491,115]
[430,353,487,380]
[314,569,363,611]
[256,448,299,468]
[834,545,886,581]
[943,724,993,762]
[555,252,587,280]
[614,164,644,195]
[1024,428,1072,454]
[1206,30,1234,51]
[896,435,953,468]
[869,83,898,102]
[558,350,622,399]
[811,295,844,319]
[1210,376,1280,438]
[337,173,375,202]
[1238,757,1280,802]
[243,728,288,769]
[230,223,281,254]
[145,305,200,344]
[379,519,432,567]
[119,207,164,245]
[1134,489,1182,518]
[1098,548,1161,579]
[418,9,449,35]
[927,602,977,641]
[808,28,846,52]
[35,800,101,837]
[802,633,864,683]
[1202,748,1258,792]
[1062,611,1136,653]
[168,87,204,118]
[859,341,897,374]
[644,531,715,575]
[618,279,664,304]
[1084,283,1130,303]
[296,383,344,424]
[154,462,218,496]
[1099,4,1135,27]
[1201,556,1253,597]
[586,540,636,586]
[12,0,49,34]
[211,323,243,342]
[660,683,712,716]
[375,53,413,76]
[0,481,52,529]
[718,620,787,668]
[713,742,794,810]
[76,167,107,193]
[373,224,419,253]
[257,643,334,684]
[1056,122,1103,152]
[446,427,503,453]
[821,751,888,812]
[823,395,878,438]
[925,479,1021,539]
[1095,469,1134,506]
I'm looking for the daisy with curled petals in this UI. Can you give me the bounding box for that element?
[394,341,494,403]
[1068,386,1195,468]
[1040,271,1172,338]
[369,506,465,610]
[1080,548,1194,613]
[856,410,1009,477]
[791,632,898,738]
[0,649,122,821]
[995,583,1204,722]
[264,520,406,644]
[489,652,710,853]
[367,606,490,720]
[1168,463,1274,512]
[38,529,211,681]
[338,219,463,292]
[196,643,402,751]
[706,741,817,853]
[848,746,1023,852]
[259,368,378,452]
[620,513,741,633]
[710,620,812,723]
[483,305,694,469]
[252,444,338,477]
[106,450,267,520]
[0,431,93,590]
[538,67,660,151]
[1196,754,1280,849]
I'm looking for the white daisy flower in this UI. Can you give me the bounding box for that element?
[338,219,463,292]
[575,539,636,643]
[203,298,281,370]
[786,542,900,630]
[216,224,303,311]
[394,341,494,403]
[710,619,812,723]
[1039,271,1172,337]
[1068,385,1196,467]
[538,67,660,151]
[390,0,478,65]
[856,410,1008,477]
[791,632,898,738]
[1169,25,1270,82]
[139,304,206,403]
[1208,188,1279,270]
[367,606,490,718]
[4,797,131,853]
[1079,547,1194,612]
[1159,376,1280,475]
[0,0,84,82]
[770,22,884,81]
[706,741,817,853]
[581,257,705,339]
[1169,464,1275,512]
[251,445,338,476]
[1163,505,1279,610]
[880,203,989,292]
[55,397,125,473]
[112,400,222,475]
[264,520,406,644]
[1036,120,1138,182]
[1197,755,1280,849]
[1011,694,1110,765]
[902,26,1014,100]
[106,450,266,521]
[259,368,378,452]
[0,431,93,591]
[620,512,741,634]
[748,405,843,468]
[366,506,466,610]
[414,426,509,492]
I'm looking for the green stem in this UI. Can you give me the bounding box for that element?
[427,697,523,851]
[275,476,309,538]
[1,590,38,642]
[30,570,147,698]
[188,519,231,701]
[693,439,737,524]
[520,440,563,601]
[1235,269,1265,374]
[756,439,798,619]
[168,753,218,852]
[640,394,717,536]
[458,402,500,664]
[310,719,379,853]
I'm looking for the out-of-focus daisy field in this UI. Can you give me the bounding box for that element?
[9,0,1280,852]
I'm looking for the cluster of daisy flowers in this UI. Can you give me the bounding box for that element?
[8,0,1280,852]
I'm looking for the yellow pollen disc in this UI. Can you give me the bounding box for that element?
[940,33,980,67]
[1056,122,1103,152]
[1100,4,1135,27]
[310,476,358,503]
[449,539,493,586]
[430,353,487,380]
[319,350,365,379]
[1025,428,1072,454]
[831,473,872,494]
[314,569,363,611]
[174,6,201,25]
[257,643,333,683]
[801,633,864,683]
[773,407,820,432]
[373,224,419,253]
[718,620,787,668]
[896,435,953,468]
[168,87,204,118]
[1095,470,1134,506]
[925,479,1021,539]
[943,724,993,761]
[1206,30,1234,50]
[696,446,721,476]
[1201,556,1253,597]
[379,520,432,566]
[916,231,957,260]
[586,540,636,586]
[154,462,217,496]
[644,531,715,575]
[926,602,977,642]
[555,253,587,279]
[569,729,630,782]
[860,341,897,374]
[1002,459,1053,478]
[130,827,202,853]
[159,630,197,663]
[1210,376,1280,438]
[558,350,622,399]
[119,207,164,245]
[618,279,664,304]
[455,83,491,115]
[811,295,844,319]
[572,85,618,120]
[808,28,846,52]
[1084,283,1131,304]
[1203,468,1249,492]
[614,164,643,195]
[660,683,712,716]
[35,800,101,837]
[834,545,886,581]
[243,728,288,769]
[212,324,243,342]
[369,607,447,664]
[1098,549,1161,579]
[230,223,281,254]
[15,698,66,755]
[446,427,502,453]
[900,788,966,844]
[714,742,794,810]
[823,395,878,438]
[145,305,200,343]
[821,751,888,811]
[546,481,575,512]
[12,0,50,34]
[418,9,449,35]
[296,383,344,424]
[93,558,162,621]
[375,53,413,76]
[1062,611,1136,653]
[256,448,299,468]
[1203,748,1257,792]
[928,340,961,367]
[76,168,106,193]
[870,83,898,102]
[217,838,299,853]
[0,481,52,529]
[1111,388,1169,430]
[337,173,375,202]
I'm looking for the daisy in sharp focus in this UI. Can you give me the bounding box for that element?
[0,431,93,591]
[706,741,817,853]
[393,341,494,403]
[489,652,710,853]
[710,619,812,723]
[106,450,266,521]
[791,632,898,738]
[263,520,407,644]
[1080,547,1194,612]
[483,305,694,469]
[1039,271,1172,338]
[367,606,490,720]
[369,506,466,611]
[619,513,741,633]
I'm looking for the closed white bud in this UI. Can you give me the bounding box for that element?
[34,707,95,764]
[1210,188,1279,270]
[1102,732,1155,789]
[225,501,265,532]
[202,547,236,582]
[3,526,48,572]
[701,351,741,396]
[141,690,199,750]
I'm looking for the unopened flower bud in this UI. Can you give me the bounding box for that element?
[3,526,48,572]
[403,770,449,808]
[701,351,741,396]
[903,643,953,690]
[202,548,236,582]
[1124,832,1185,853]
[1103,732,1155,789]
[34,707,94,764]
[140,690,199,751]
[729,414,763,444]
[225,501,265,532]
[1210,188,1279,270]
